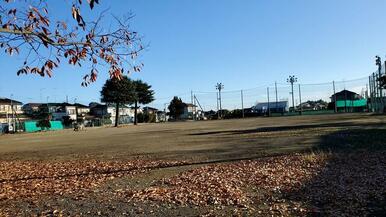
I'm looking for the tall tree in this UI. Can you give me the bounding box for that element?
[36,104,52,130]
[0,0,144,85]
[131,80,155,125]
[168,96,185,120]
[101,76,134,127]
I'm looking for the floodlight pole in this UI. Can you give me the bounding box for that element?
[216,83,224,119]
[333,81,337,113]
[287,75,298,112]
[298,84,302,115]
[376,56,383,112]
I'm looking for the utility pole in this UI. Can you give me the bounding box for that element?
[344,88,347,113]
[373,73,378,112]
[369,76,372,112]
[275,81,278,113]
[287,75,298,113]
[10,94,14,133]
[215,83,224,119]
[298,84,302,115]
[191,90,194,120]
[376,56,383,112]
[241,90,244,118]
[216,92,219,119]
[333,81,337,113]
[164,103,168,122]
[267,87,270,117]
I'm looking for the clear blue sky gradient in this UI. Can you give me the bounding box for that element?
[1,0,386,109]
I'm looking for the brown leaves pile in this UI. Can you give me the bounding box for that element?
[0,159,185,201]
[1,152,385,216]
[127,152,386,216]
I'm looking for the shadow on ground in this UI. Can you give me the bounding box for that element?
[188,122,385,136]
[286,128,386,216]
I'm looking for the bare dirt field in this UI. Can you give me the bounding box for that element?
[0,113,385,216]
[0,113,384,162]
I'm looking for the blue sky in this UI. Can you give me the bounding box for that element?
[1,0,386,109]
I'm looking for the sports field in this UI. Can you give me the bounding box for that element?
[0,114,385,216]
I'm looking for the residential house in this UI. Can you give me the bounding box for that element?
[143,106,158,114]
[331,90,362,102]
[143,106,163,122]
[0,98,23,124]
[51,103,77,121]
[74,103,90,116]
[179,103,198,120]
[22,103,44,116]
[298,100,328,111]
[330,90,366,112]
[156,110,168,122]
[90,103,135,125]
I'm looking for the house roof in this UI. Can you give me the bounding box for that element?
[22,103,44,108]
[73,103,89,108]
[183,103,197,107]
[0,98,22,105]
[253,101,288,109]
[331,90,358,97]
[143,106,158,111]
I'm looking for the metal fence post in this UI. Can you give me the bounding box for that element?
[298,84,302,115]
[267,87,270,117]
[333,81,337,113]
[241,90,244,118]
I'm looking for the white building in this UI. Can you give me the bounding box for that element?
[0,98,23,124]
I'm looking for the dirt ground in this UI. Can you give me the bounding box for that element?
[0,113,384,162]
[1,113,386,216]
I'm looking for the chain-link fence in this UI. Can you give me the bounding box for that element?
[368,62,386,113]
[152,75,371,119]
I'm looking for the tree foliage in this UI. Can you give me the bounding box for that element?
[0,0,144,85]
[100,76,134,127]
[36,104,51,130]
[168,96,184,120]
[131,80,155,125]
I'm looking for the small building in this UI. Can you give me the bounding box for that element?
[331,90,362,102]
[0,98,23,124]
[51,103,77,121]
[179,103,198,120]
[74,103,90,116]
[252,101,289,114]
[156,110,168,122]
[330,90,366,112]
[143,106,158,114]
[90,103,135,125]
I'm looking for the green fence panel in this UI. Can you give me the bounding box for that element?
[24,121,64,133]
[336,99,367,108]
[50,121,64,130]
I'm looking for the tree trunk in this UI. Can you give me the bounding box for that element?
[134,101,138,125]
[115,102,119,127]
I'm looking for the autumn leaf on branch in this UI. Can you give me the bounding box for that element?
[0,0,145,85]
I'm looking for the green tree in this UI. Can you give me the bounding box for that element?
[131,80,155,125]
[36,105,51,130]
[101,76,134,127]
[168,96,185,120]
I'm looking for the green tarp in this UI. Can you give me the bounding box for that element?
[336,99,367,108]
[24,121,64,133]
